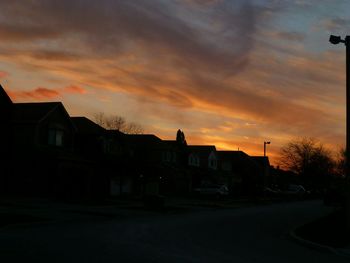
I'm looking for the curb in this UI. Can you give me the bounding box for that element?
[289,228,350,259]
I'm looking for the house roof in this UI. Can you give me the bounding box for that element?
[162,140,182,150]
[188,145,216,153]
[71,117,106,135]
[12,102,62,123]
[123,134,164,149]
[106,129,124,135]
[217,151,250,163]
[0,85,12,106]
[188,145,216,159]
[217,150,260,171]
[217,150,246,159]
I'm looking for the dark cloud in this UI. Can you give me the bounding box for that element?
[0,0,261,73]
[270,31,305,42]
[322,17,350,31]
[26,50,81,61]
[0,23,60,41]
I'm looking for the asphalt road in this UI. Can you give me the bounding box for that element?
[0,200,347,263]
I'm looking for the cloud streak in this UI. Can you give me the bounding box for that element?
[0,71,8,78]
[9,85,86,100]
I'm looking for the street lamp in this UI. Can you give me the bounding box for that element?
[330,34,350,230]
[264,141,270,157]
[329,35,350,178]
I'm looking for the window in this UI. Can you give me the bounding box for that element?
[167,152,171,161]
[209,159,217,169]
[189,155,200,167]
[189,155,194,165]
[48,129,64,146]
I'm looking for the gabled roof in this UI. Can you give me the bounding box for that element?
[0,85,12,106]
[12,102,62,123]
[188,145,216,153]
[71,117,106,135]
[188,145,217,159]
[123,134,164,149]
[162,140,182,150]
[217,150,250,161]
[217,150,260,171]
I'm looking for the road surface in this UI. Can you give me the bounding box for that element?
[0,200,347,262]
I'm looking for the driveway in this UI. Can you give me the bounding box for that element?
[0,200,347,262]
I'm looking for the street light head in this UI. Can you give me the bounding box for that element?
[265,141,271,144]
[329,35,342,45]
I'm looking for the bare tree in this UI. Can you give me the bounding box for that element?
[335,147,346,177]
[94,112,144,134]
[279,137,335,189]
[125,122,144,135]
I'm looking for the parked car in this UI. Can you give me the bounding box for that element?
[193,184,229,198]
[263,186,281,197]
[282,184,309,199]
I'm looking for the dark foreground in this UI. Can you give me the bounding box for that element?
[295,208,349,248]
[0,200,348,263]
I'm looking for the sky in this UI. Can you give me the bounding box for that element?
[0,0,350,165]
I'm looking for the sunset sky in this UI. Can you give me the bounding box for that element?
[1,0,349,165]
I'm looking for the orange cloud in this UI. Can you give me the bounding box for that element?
[9,85,86,101]
[8,87,60,100]
[0,71,8,78]
[29,87,59,99]
[63,85,87,94]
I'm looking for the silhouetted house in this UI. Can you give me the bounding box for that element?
[187,145,218,188]
[217,151,261,196]
[0,84,12,126]
[71,117,107,154]
[71,116,120,199]
[251,156,270,179]
[105,129,136,196]
[0,85,13,194]
[121,134,189,195]
[160,139,191,195]
[188,145,218,169]
[1,85,106,199]
[269,166,298,189]
[122,134,164,195]
[12,102,74,150]
[8,100,83,197]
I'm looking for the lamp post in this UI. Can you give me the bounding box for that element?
[329,35,350,177]
[329,35,350,230]
[264,141,270,157]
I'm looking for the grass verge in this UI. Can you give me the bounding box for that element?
[295,208,349,248]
